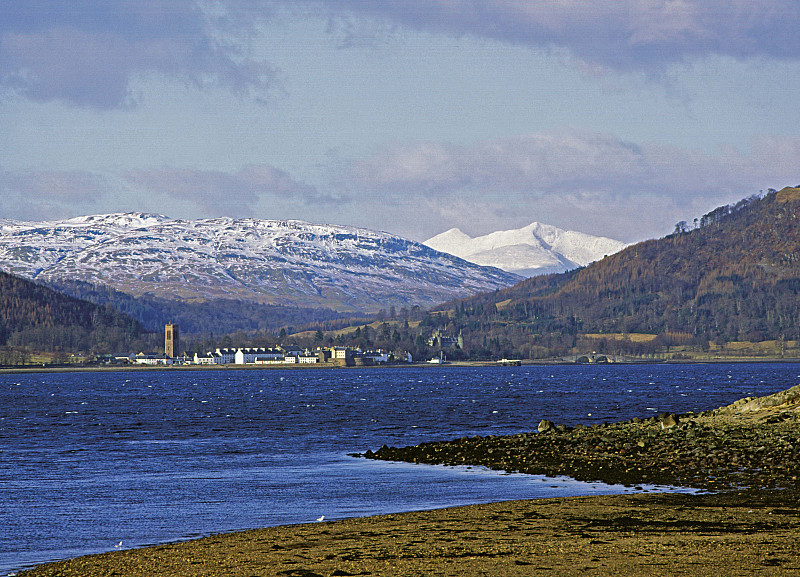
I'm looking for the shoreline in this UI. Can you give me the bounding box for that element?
[4,356,800,375]
[17,384,800,576]
[361,384,800,494]
[18,491,800,576]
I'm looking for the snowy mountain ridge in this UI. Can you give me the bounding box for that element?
[424,222,628,277]
[0,213,521,312]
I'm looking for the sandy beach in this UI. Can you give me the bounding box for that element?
[19,385,800,577]
[17,491,800,577]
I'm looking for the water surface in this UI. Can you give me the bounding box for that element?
[2,363,798,574]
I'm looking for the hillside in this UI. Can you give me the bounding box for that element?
[439,187,800,358]
[0,214,520,313]
[424,222,627,277]
[0,271,151,356]
[48,279,362,336]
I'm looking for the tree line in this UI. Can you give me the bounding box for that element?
[422,187,800,359]
[0,271,155,357]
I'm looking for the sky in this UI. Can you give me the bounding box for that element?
[2,1,800,244]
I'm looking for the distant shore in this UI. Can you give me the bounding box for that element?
[18,383,800,576]
[4,356,800,375]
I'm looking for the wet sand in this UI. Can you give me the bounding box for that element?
[18,491,800,577]
[19,385,800,577]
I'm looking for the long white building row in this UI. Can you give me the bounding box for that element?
[133,346,405,366]
[193,347,319,365]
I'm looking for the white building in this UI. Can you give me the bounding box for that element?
[255,355,295,364]
[215,348,237,364]
[279,344,304,356]
[194,351,231,365]
[189,345,323,366]
[135,353,172,365]
[193,352,216,365]
[363,350,390,364]
[330,346,351,360]
[235,347,283,364]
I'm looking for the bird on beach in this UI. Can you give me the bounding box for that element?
[114,541,123,548]
[315,516,325,522]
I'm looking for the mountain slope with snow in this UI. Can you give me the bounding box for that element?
[0,213,521,312]
[424,222,628,277]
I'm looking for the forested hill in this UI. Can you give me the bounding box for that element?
[443,187,800,357]
[0,271,151,354]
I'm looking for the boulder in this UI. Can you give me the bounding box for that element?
[660,413,679,429]
[735,384,800,412]
[538,419,555,433]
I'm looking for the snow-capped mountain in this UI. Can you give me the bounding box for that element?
[424,222,628,277]
[0,213,521,312]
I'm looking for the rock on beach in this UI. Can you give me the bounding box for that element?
[363,384,800,493]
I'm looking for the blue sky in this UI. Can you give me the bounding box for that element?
[2,1,800,242]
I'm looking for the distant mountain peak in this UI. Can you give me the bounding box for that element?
[448,188,800,349]
[424,222,628,277]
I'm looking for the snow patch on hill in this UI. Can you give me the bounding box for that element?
[0,213,522,312]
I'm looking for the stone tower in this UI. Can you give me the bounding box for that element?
[165,323,179,358]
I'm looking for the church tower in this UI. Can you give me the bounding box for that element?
[165,323,179,358]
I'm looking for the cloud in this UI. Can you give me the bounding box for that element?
[124,164,328,216]
[0,168,107,220]
[348,131,800,198]
[6,2,799,109]
[0,1,277,108]
[1,168,106,203]
[5,2,798,108]
[319,1,800,72]
[0,163,332,223]
[341,131,800,241]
